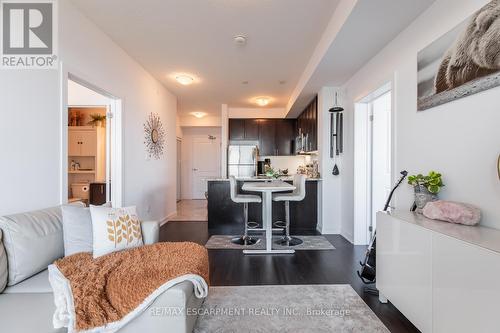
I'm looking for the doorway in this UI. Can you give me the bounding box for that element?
[62,74,122,207]
[191,135,221,199]
[354,83,393,245]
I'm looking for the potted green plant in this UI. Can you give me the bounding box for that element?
[87,113,106,127]
[408,171,444,212]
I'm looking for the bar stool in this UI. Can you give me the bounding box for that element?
[229,176,261,246]
[273,174,306,246]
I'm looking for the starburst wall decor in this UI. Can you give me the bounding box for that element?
[144,112,165,159]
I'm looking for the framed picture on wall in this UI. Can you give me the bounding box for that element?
[417,0,500,111]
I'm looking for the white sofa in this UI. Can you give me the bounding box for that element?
[0,205,203,333]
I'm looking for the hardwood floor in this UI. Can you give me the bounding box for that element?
[160,222,420,333]
[169,200,207,221]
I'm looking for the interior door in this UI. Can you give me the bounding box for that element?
[192,137,220,199]
[371,91,392,233]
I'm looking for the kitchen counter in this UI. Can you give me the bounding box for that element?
[208,176,321,182]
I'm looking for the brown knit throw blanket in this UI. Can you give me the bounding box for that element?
[54,242,209,331]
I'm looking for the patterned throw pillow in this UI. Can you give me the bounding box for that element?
[89,206,143,258]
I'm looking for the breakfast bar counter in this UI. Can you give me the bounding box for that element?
[207,177,320,234]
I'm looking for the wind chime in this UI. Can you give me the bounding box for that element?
[329,92,344,175]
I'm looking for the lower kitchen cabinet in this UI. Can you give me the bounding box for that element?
[207,180,318,234]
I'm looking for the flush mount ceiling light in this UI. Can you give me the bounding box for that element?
[190,111,207,118]
[233,35,247,45]
[175,74,194,85]
[255,97,270,107]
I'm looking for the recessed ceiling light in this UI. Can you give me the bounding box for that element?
[242,81,249,85]
[279,80,286,85]
[175,75,194,85]
[190,111,207,118]
[233,35,247,45]
[255,97,270,107]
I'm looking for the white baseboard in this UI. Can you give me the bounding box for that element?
[320,226,341,235]
[341,231,354,244]
[160,211,177,226]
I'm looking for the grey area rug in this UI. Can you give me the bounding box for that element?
[205,235,335,250]
[194,285,389,333]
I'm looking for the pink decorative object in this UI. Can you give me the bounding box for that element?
[423,200,481,225]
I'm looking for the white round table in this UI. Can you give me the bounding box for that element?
[241,180,296,254]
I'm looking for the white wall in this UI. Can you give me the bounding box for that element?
[0,1,178,222]
[178,114,221,127]
[317,87,344,234]
[341,0,500,237]
[0,70,60,215]
[180,127,222,199]
[228,107,287,119]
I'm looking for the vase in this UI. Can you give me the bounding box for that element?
[414,185,438,213]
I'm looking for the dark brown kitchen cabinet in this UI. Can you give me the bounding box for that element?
[297,96,318,152]
[229,118,296,156]
[244,119,259,140]
[275,119,295,156]
[258,119,276,156]
[229,119,245,140]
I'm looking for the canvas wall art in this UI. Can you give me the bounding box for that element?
[417,0,500,111]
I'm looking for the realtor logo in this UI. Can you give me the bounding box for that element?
[1,0,58,69]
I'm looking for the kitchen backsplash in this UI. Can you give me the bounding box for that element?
[259,155,306,174]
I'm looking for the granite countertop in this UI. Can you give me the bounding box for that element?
[386,210,500,255]
[208,176,321,181]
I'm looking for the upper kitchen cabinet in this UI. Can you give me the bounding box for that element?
[297,96,318,152]
[275,119,295,156]
[228,119,245,140]
[228,118,296,156]
[258,119,276,156]
[243,119,259,140]
[228,119,259,140]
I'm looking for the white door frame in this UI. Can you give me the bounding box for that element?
[60,63,123,207]
[353,79,395,245]
[176,137,182,202]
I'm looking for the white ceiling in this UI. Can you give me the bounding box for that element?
[287,0,437,117]
[70,0,340,116]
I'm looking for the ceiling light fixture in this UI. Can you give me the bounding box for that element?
[190,111,207,118]
[255,97,270,107]
[233,35,247,45]
[175,75,195,85]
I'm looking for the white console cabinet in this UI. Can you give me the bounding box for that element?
[377,211,500,333]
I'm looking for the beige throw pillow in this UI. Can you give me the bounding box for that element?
[90,206,143,258]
